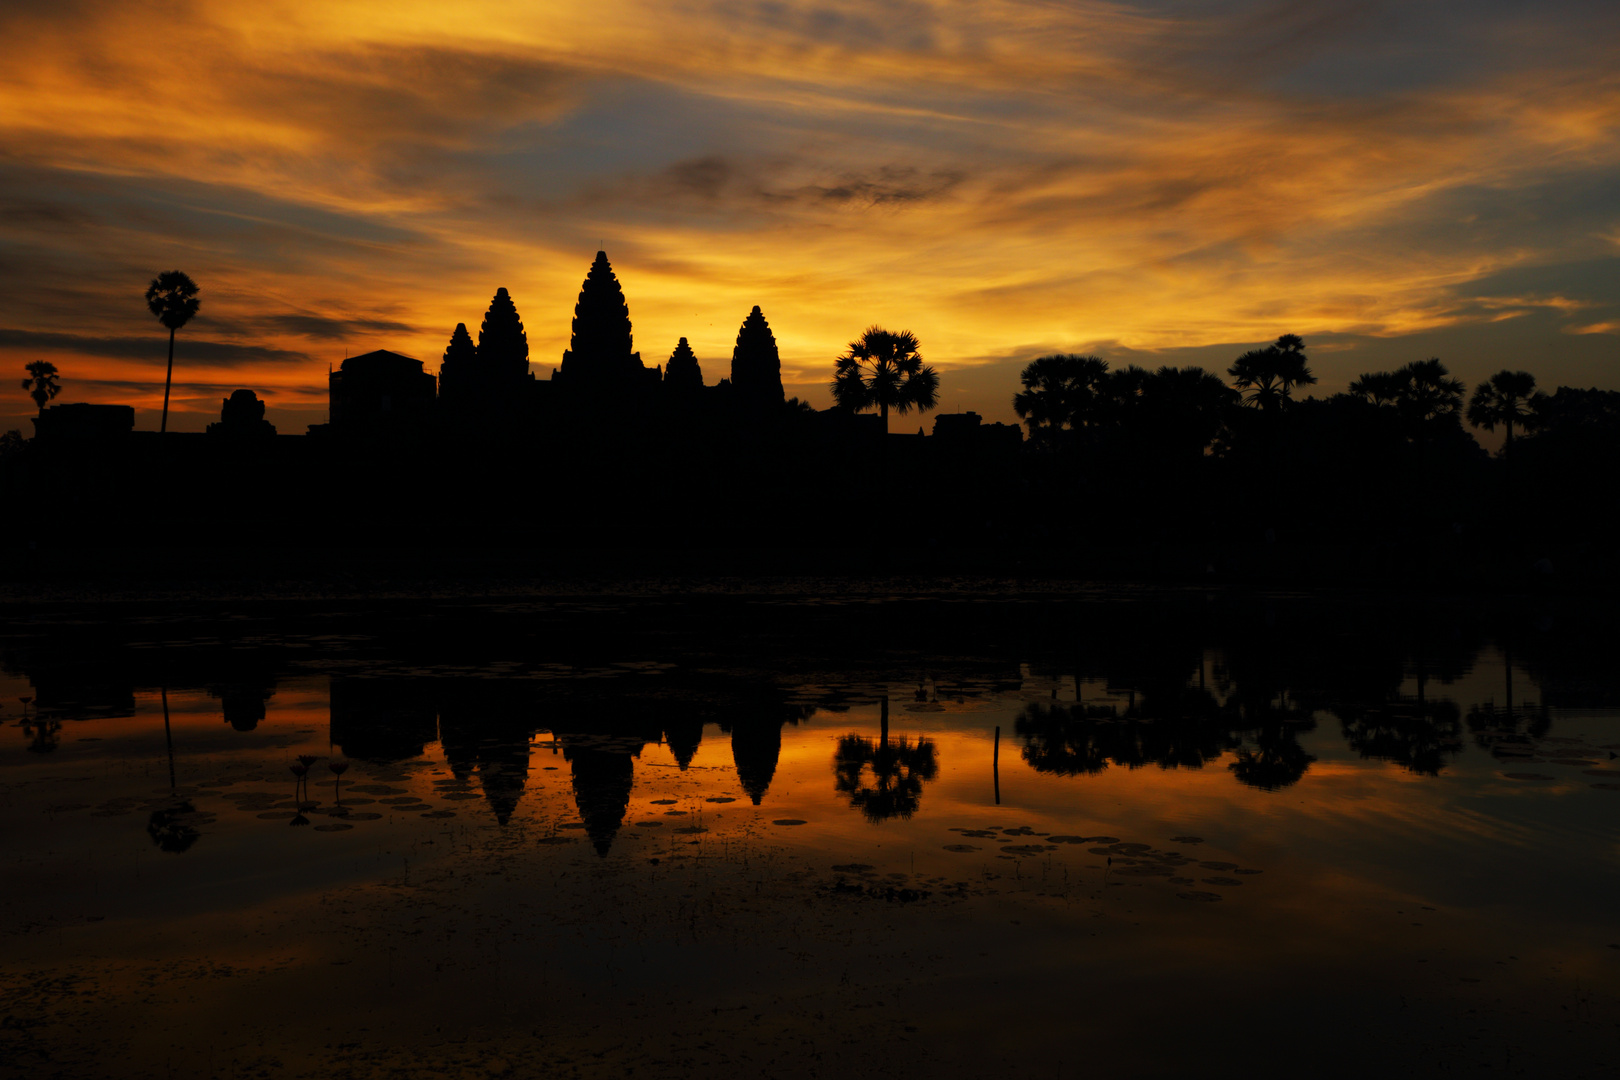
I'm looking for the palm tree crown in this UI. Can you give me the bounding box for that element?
[145,271,200,332]
[1228,334,1316,411]
[831,327,939,426]
[22,360,61,414]
[1394,358,1464,425]
[145,270,200,434]
[1467,369,1542,450]
[1012,354,1108,433]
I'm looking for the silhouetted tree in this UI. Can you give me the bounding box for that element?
[664,337,704,393]
[831,327,939,429]
[1228,334,1315,411]
[1467,369,1541,454]
[1393,358,1464,429]
[21,360,60,414]
[145,271,200,434]
[1012,354,1108,437]
[731,307,784,405]
[1348,370,1403,406]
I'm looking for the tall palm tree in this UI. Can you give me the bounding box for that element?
[1467,369,1541,454]
[1393,358,1464,427]
[21,360,61,413]
[145,271,201,433]
[1228,334,1315,411]
[831,327,939,429]
[1012,354,1108,436]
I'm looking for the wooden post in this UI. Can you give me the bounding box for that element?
[992,724,1000,805]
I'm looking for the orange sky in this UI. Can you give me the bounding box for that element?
[3,0,1619,435]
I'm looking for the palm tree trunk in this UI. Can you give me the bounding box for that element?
[160,326,176,434]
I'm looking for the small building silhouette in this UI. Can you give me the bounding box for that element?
[207,389,277,438]
[31,403,134,442]
[328,350,436,436]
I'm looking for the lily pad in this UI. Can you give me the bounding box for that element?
[1202,876,1242,886]
[772,819,808,826]
[943,844,981,853]
[1177,891,1223,902]
[313,823,354,832]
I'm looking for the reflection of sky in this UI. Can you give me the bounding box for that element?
[3,1,1620,437]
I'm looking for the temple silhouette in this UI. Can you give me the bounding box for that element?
[319,251,791,442]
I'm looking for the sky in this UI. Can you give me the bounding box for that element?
[1,0,1618,435]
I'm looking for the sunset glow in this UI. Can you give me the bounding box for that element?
[3,1,1619,434]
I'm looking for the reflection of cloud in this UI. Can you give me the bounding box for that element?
[2,1,1619,433]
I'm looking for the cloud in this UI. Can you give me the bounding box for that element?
[0,329,309,367]
[259,315,418,340]
[2,0,1620,438]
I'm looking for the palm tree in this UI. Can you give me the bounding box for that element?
[1012,354,1108,436]
[831,327,939,430]
[1467,369,1541,454]
[1393,358,1464,427]
[145,271,201,433]
[21,360,61,413]
[1228,334,1316,411]
[1348,370,1403,406]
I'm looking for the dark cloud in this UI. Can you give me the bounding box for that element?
[0,329,309,367]
[259,314,418,340]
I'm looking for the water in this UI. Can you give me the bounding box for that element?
[3,589,1617,1078]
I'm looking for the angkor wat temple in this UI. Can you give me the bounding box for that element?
[7,249,1021,552]
[325,251,793,442]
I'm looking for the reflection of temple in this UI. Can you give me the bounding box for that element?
[440,685,535,825]
[564,742,641,857]
[719,700,816,805]
[725,717,782,805]
[211,682,274,732]
[329,678,440,763]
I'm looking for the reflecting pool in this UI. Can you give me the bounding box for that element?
[3,589,1617,1078]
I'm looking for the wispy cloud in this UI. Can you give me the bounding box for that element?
[1,0,1618,432]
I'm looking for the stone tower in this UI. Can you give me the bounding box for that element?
[731,306,784,406]
[663,337,704,393]
[557,251,652,391]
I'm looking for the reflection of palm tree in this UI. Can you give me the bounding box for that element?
[830,327,939,430]
[1338,700,1463,776]
[832,697,939,822]
[1015,701,1122,775]
[1220,688,1317,791]
[144,271,201,434]
[23,716,61,753]
[147,802,201,853]
[1227,733,1315,791]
